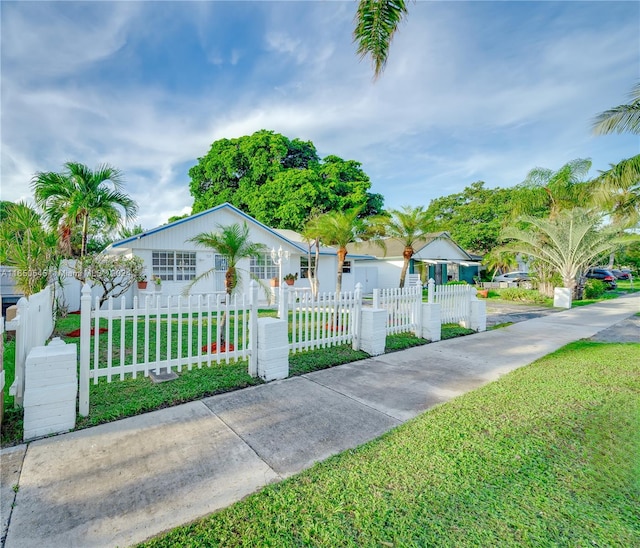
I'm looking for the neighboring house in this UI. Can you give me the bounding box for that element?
[347,233,481,287]
[105,203,368,303]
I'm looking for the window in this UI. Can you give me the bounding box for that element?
[342,261,351,274]
[250,253,278,279]
[300,256,317,279]
[152,251,196,281]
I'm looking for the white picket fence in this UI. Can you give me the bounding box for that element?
[373,285,422,335]
[433,283,476,324]
[79,282,258,416]
[7,285,55,407]
[282,284,362,353]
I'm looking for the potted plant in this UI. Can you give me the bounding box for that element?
[136,274,148,290]
[270,276,279,288]
[283,273,298,286]
[152,275,162,292]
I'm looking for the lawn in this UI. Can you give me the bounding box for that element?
[140,341,640,547]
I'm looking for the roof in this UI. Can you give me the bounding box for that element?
[346,233,460,259]
[108,203,377,259]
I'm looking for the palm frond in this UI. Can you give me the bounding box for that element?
[354,0,409,79]
[592,82,640,135]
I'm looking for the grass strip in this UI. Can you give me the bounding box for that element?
[140,341,640,548]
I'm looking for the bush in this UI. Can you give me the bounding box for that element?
[498,288,549,304]
[445,280,468,285]
[583,278,606,299]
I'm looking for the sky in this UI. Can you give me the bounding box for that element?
[1,1,638,231]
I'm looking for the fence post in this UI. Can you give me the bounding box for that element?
[468,289,487,332]
[413,285,423,336]
[421,302,441,342]
[352,283,363,351]
[12,297,29,408]
[278,284,287,319]
[427,278,435,304]
[248,280,259,377]
[79,283,92,417]
[372,288,380,309]
[359,308,386,355]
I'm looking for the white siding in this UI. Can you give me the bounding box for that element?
[413,238,468,261]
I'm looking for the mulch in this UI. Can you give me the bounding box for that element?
[201,343,235,353]
[64,327,108,337]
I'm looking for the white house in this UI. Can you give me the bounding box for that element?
[105,203,367,304]
[104,205,480,308]
[347,233,481,287]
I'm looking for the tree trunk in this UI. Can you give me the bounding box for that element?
[399,247,414,288]
[81,212,89,258]
[336,247,347,294]
[313,237,320,297]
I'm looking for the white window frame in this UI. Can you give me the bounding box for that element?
[250,253,278,280]
[152,251,196,282]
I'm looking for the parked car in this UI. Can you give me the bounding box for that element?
[584,268,617,289]
[493,271,532,283]
[611,269,630,280]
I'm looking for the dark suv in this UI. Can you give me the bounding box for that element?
[585,268,617,289]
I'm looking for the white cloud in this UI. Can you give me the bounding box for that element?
[1,1,638,228]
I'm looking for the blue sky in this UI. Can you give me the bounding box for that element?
[1,1,638,230]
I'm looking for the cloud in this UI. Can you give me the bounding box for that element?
[1,1,638,229]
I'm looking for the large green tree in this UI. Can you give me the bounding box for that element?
[424,182,517,253]
[189,130,383,230]
[372,205,433,287]
[592,82,640,135]
[32,162,137,257]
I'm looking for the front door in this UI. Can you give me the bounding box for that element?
[213,254,228,292]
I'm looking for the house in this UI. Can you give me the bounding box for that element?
[105,203,368,303]
[105,206,480,308]
[346,233,481,287]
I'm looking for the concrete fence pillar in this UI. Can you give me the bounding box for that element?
[421,302,441,342]
[469,298,487,332]
[23,338,77,441]
[553,287,572,309]
[256,317,289,381]
[359,308,387,356]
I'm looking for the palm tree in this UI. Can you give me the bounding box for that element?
[314,209,369,293]
[354,0,409,79]
[0,202,56,295]
[590,155,640,229]
[32,162,137,258]
[482,248,518,281]
[188,223,267,344]
[511,158,593,220]
[371,205,432,287]
[499,208,629,298]
[592,82,640,135]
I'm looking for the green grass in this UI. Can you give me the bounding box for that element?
[140,341,640,547]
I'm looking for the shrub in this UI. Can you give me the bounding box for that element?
[445,280,468,285]
[583,278,606,299]
[498,288,549,304]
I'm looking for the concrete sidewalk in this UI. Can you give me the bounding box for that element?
[2,294,638,547]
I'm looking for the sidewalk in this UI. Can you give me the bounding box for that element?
[2,294,638,548]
